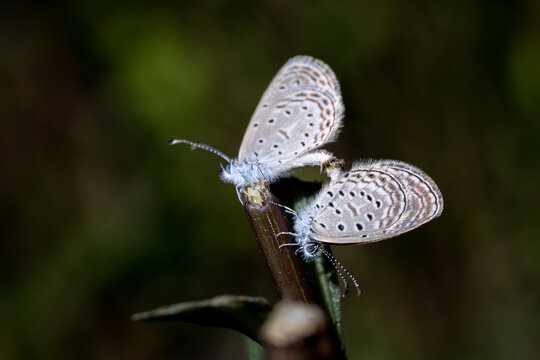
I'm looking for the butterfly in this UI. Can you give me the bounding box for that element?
[277,159,443,292]
[170,56,344,201]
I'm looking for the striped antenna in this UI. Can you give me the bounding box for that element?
[318,246,361,296]
[168,139,232,163]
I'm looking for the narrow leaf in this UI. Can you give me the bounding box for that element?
[310,251,344,343]
[132,295,272,342]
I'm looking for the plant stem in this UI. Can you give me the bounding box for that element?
[243,182,318,303]
[243,181,347,358]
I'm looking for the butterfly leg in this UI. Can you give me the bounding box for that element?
[235,185,244,205]
[269,201,297,215]
[278,242,300,249]
[276,231,297,237]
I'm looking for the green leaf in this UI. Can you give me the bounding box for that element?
[132,295,272,342]
[311,251,344,343]
[244,336,265,360]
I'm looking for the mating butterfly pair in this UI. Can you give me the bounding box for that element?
[170,56,443,273]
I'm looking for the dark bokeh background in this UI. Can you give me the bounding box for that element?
[2,1,539,359]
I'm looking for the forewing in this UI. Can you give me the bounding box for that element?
[238,56,344,166]
[310,161,443,244]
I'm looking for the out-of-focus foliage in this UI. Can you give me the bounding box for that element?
[132,295,272,343]
[1,1,539,359]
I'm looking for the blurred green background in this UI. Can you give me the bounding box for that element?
[2,1,539,359]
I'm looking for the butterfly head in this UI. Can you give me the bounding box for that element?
[292,209,319,260]
[220,161,243,186]
[220,161,262,187]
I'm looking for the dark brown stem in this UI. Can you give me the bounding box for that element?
[243,182,347,359]
[243,182,318,303]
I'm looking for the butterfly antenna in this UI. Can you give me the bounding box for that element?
[168,139,232,163]
[318,246,361,296]
[317,246,349,296]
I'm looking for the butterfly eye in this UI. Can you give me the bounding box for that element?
[304,243,317,255]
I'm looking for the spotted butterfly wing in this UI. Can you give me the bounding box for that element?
[238,56,344,171]
[309,160,443,244]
